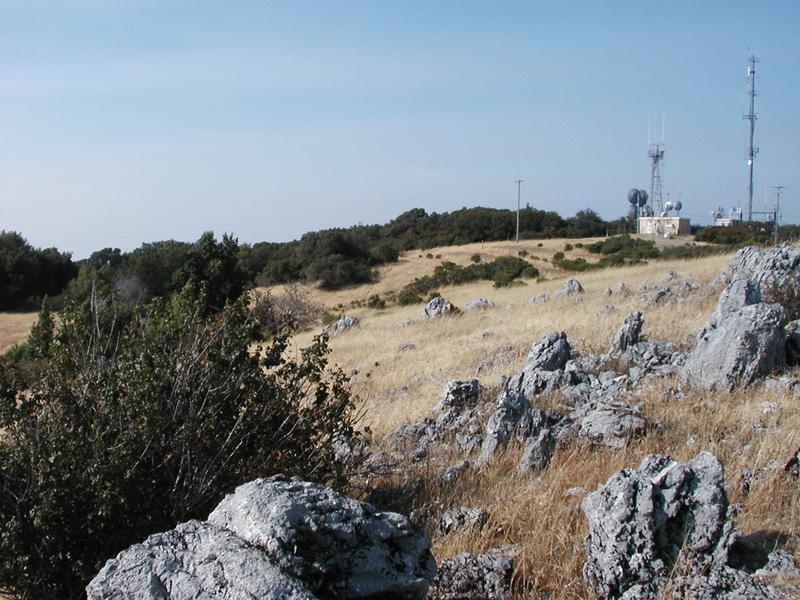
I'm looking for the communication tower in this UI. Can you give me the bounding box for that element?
[647,115,665,214]
[744,52,759,221]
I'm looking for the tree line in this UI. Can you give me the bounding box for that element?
[0,206,627,311]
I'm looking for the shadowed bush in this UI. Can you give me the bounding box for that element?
[0,289,357,599]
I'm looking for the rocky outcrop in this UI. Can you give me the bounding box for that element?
[607,312,643,358]
[568,398,646,449]
[87,520,317,600]
[528,293,549,304]
[324,315,360,336]
[88,476,436,600]
[422,297,457,319]
[683,277,786,391]
[582,452,772,599]
[465,298,494,310]
[556,278,584,299]
[438,507,489,535]
[506,332,582,399]
[517,427,556,474]
[426,547,515,600]
[715,243,800,289]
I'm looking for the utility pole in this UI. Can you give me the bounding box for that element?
[515,179,523,244]
[744,53,759,221]
[773,185,784,245]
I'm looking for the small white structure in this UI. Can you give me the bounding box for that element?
[638,216,691,237]
[712,207,743,227]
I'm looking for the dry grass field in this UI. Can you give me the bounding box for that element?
[284,242,800,598]
[0,312,38,355]
[2,238,796,597]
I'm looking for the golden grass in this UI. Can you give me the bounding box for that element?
[0,312,37,354]
[280,241,798,598]
[293,251,730,435]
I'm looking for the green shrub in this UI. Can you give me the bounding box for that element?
[367,294,386,309]
[470,253,482,263]
[425,253,434,259]
[398,288,422,305]
[518,249,528,257]
[0,290,356,599]
[564,243,573,251]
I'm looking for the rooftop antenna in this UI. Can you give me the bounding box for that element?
[648,112,665,214]
[744,51,759,221]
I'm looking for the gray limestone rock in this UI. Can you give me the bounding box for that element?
[582,452,771,600]
[715,243,800,290]
[556,278,584,298]
[438,507,490,535]
[598,303,617,317]
[207,476,436,599]
[528,293,550,304]
[607,312,644,358]
[465,297,495,310]
[426,547,515,600]
[506,331,579,399]
[324,315,360,336]
[517,427,556,474]
[683,293,786,391]
[570,398,646,448]
[87,520,316,600]
[479,390,532,463]
[89,476,437,599]
[439,460,470,485]
[422,296,457,319]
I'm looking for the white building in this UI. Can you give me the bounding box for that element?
[638,216,691,237]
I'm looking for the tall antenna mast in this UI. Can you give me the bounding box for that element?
[744,52,759,221]
[648,113,665,214]
[514,179,523,244]
[773,185,784,244]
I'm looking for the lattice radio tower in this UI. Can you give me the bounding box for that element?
[744,52,759,221]
[648,114,665,214]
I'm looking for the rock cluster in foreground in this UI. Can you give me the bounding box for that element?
[87,476,436,600]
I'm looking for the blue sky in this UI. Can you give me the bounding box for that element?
[1,1,799,257]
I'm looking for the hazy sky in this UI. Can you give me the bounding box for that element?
[2,1,799,257]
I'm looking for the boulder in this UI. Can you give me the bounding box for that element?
[422,297,456,319]
[439,460,470,485]
[582,452,771,600]
[506,331,579,399]
[89,476,436,600]
[426,547,515,600]
[479,390,533,463]
[597,303,617,317]
[86,520,316,600]
[528,293,550,304]
[569,398,646,448]
[716,243,800,289]
[517,427,556,474]
[438,507,489,535]
[607,312,643,358]
[465,298,494,310]
[683,294,786,391]
[324,315,360,336]
[556,278,584,298]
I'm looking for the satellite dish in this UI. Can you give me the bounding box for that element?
[627,188,640,205]
[638,192,647,208]
[674,201,682,212]
[664,201,674,212]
